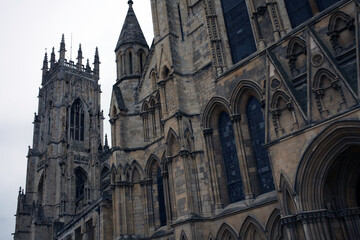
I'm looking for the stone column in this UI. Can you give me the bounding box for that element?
[202,128,222,211]
[231,114,254,202]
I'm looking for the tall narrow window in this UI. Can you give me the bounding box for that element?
[75,169,86,201]
[218,111,244,203]
[284,0,313,28]
[139,52,144,73]
[221,0,256,63]
[129,52,133,74]
[70,99,84,141]
[246,97,275,194]
[157,167,167,226]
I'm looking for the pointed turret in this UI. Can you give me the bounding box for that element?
[59,34,66,61]
[93,47,100,78]
[104,134,109,150]
[114,1,149,79]
[77,44,83,70]
[50,47,56,68]
[115,1,148,52]
[42,52,48,79]
[86,59,91,73]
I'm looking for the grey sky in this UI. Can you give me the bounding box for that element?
[0,1,153,239]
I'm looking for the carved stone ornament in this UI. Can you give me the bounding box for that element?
[311,53,324,67]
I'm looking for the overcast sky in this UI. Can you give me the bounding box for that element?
[0,1,153,239]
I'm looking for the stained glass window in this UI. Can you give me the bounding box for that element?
[157,167,167,226]
[284,0,313,28]
[218,111,244,203]
[316,0,342,12]
[246,97,275,194]
[221,0,256,63]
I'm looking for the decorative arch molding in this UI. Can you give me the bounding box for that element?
[286,37,306,76]
[312,68,347,117]
[202,96,232,129]
[165,127,180,156]
[270,90,299,136]
[239,216,266,240]
[215,223,238,240]
[265,208,284,240]
[230,79,264,114]
[130,160,145,181]
[207,233,215,240]
[179,230,188,240]
[279,172,298,216]
[295,120,360,211]
[145,154,162,178]
[327,11,355,54]
[110,164,120,183]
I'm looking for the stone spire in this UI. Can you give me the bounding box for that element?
[115,0,148,52]
[59,34,66,61]
[86,59,91,73]
[104,134,109,150]
[50,47,56,68]
[93,47,100,78]
[42,52,48,79]
[77,44,83,70]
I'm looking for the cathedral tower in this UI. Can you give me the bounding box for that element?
[14,35,103,239]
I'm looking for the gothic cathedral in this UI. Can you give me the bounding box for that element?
[14,0,360,239]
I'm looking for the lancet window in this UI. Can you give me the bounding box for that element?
[218,111,244,203]
[70,99,85,141]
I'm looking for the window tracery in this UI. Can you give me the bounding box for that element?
[70,99,85,141]
[218,111,244,203]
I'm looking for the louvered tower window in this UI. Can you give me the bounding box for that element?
[218,111,244,203]
[70,99,85,141]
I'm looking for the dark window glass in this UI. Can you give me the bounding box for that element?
[75,170,86,200]
[246,97,275,194]
[218,111,244,203]
[70,100,84,141]
[221,0,256,63]
[284,0,313,28]
[157,167,167,226]
[316,0,341,12]
[129,52,133,74]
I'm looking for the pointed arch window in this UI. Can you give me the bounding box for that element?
[75,169,87,201]
[129,52,133,74]
[221,0,256,63]
[157,167,167,226]
[218,111,244,203]
[70,99,85,141]
[246,97,274,194]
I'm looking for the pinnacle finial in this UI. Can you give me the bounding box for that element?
[128,0,133,7]
[104,134,109,149]
[59,34,66,61]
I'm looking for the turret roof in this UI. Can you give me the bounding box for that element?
[115,2,148,52]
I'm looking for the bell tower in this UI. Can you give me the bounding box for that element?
[14,35,104,239]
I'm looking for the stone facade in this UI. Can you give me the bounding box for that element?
[14,0,360,239]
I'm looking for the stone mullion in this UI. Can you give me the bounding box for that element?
[119,185,127,234]
[202,128,222,210]
[180,151,195,214]
[167,158,177,219]
[140,180,150,236]
[158,81,168,117]
[247,0,265,50]
[231,115,254,201]
[162,170,172,227]
[112,186,120,237]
